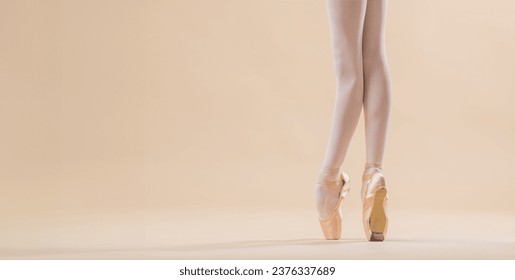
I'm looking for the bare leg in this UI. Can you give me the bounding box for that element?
[316,0,367,219]
[362,0,392,176]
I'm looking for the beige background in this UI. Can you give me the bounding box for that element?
[1,0,515,259]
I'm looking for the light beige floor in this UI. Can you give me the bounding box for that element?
[1,208,514,259]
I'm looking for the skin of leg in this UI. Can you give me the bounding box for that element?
[316,0,368,219]
[362,0,392,175]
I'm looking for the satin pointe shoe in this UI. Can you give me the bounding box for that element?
[315,172,351,240]
[361,169,389,241]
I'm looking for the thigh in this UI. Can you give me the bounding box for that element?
[362,0,388,63]
[325,0,368,79]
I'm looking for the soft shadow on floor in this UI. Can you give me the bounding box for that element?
[0,237,426,259]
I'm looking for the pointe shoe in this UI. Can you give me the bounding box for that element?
[315,172,351,240]
[361,169,389,241]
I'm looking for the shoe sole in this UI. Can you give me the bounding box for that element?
[369,187,387,242]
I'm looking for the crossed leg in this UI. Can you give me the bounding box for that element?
[362,0,392,176]
[316,0,392,218]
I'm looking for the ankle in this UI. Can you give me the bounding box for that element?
[362,162,383,179]
[317,166,341,184]
[365,162,382,169]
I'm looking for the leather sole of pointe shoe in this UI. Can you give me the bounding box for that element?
[369,187,387,241]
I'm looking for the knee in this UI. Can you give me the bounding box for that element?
[332,49,363,77]
[363,49,388,71]
[334,61,363,92]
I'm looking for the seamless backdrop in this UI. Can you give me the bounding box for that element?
[1,0,515,259]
